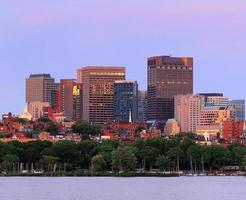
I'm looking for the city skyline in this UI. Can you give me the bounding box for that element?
[1,0,246,115]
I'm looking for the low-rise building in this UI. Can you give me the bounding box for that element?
[164,119,180,136]
[196,125,221,141]
[222,119,244,141]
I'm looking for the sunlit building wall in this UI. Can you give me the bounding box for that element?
[175,94,205,133]
[77,66,125,124]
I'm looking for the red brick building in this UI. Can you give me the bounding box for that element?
[222,119,244,140]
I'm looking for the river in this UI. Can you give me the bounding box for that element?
[0,176,245,200]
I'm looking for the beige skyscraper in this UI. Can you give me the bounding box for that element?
[77,66,125,124]
[175,94,205,133]
[26,74,58,105]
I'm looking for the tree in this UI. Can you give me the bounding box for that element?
[202,145,231,171]
[180,136,195,153]
[72,121,102,138]
[241,155,246,171]
[53,141,79,171]
[112,146,137,172]
[77,140,98,169]
[155,155,174,171]
[91,154,106,173]
[2,154,19,172]
[38,117,52,123]
[140,146,159,170]
[229,145,246,166]
[145,138,169,155]
[40,155,60,172]
[96,140,119,170]
[46,123,59,136]
[187,144,202,172]
[166,147,185,171]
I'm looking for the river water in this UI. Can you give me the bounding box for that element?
[0,177,245,200]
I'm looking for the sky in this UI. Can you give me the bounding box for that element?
[0,0,246,115]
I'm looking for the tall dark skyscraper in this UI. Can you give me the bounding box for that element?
[138,90,147,122]
[147,56,193,123]
[113,80,138,123]
[60,79,76,118]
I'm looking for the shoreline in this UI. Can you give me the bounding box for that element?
[1,172,245,177]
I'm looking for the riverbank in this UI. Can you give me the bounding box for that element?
[1,171,245,177]
[1,172,180,177]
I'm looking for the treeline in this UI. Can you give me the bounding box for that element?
[1,134,246,175]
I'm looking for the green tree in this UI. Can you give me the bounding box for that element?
[180,136,195,153]
[97,140,119,170]
[46,123,59,136]
[77,140,98,169]
[72,121,102,138]
[145,138,169,155]
[112,146,137,172]
[155,155,174,171]
[141,146,160,170]
[2,154,19,172]
[166,147,185,171]
[229,145,246,166]
[91,154,106,173]
[202,145,231,171]
[40,155,60,172]
[53,141,79,171]
[38,117,52,123]
[241,155,246,171]
[187,144,202,172]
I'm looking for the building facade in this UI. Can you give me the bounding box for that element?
[175,94,205,133]
[200,106,232,127]
[147,56,193,123]
[164,118,180,136]
[206,96,229,107]
[72,83,83,120]
[77,66,125,124]
[229,100,245,121]
[198,93,223,106]
[27,102,50,120]
[113,80,138,122]
[138,90,147,122]
[222,119,244,140]
[59,79,75,118]
[26,74,58,105]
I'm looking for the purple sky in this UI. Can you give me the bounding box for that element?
[0,0,246,115]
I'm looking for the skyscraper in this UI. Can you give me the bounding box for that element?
[175,94,205,133]
[72,83,83,120]
[113,80,138,123]
[26,74,58,105]
[229,100,245,121]
[138,90,147,122]
[77,66,125,124]
[147,56,193,123]
[60,79,76,118]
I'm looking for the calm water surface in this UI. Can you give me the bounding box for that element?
[0,177,245,200]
